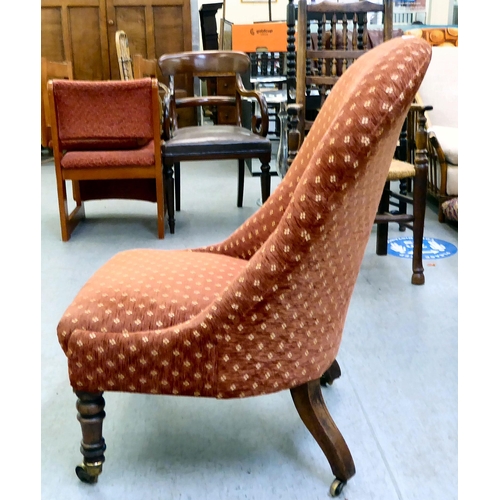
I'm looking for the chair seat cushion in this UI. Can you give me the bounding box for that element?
[58,248,248,353]
[162,125,272,159]
[61,140,155,169]
[429,125,458,165]
[57,249,248,395]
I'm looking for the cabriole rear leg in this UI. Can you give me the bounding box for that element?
[290,379,355,496]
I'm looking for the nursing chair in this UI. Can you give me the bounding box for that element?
[56,37,431,496]
[48,78,165,241]
[41,57,73,149]
[287,0,429,285]
[158,51,273,234]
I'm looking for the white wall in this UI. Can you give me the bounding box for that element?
[427,0,455,25]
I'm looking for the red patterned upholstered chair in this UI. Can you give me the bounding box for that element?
[57,37,431,496]
[48,78,165,241]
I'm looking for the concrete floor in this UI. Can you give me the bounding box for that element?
[40,154,458,500]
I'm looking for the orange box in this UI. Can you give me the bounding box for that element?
[232,22,288,53]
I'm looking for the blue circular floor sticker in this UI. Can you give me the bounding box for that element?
[387,237,457,260]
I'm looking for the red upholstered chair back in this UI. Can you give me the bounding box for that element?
[198,37,432,396]
[49,78,156,151]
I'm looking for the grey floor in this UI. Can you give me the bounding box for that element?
[41,151,458,500]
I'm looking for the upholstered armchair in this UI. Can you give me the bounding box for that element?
[48,78,165,240]
[56,37,431,496]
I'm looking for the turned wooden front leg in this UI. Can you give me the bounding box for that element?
[75,391,106,484]
[162,159,176,233]
[260,158,271,204]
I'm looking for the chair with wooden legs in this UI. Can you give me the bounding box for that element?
[48,78,165,240]
[56,37,431,495]
[286,0,430,284]
[158,50,273,234]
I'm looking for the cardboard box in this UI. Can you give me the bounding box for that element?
[232,22,288,53]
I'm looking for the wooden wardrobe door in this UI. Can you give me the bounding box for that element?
[106,0,193,84]
[41,0,111,80]
[106,0,195,125]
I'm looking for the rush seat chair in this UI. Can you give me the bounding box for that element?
[48,78,165,241]
[56,37,431,496]
[286,0,430,285]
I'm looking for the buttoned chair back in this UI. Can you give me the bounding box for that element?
[57,37,431,494]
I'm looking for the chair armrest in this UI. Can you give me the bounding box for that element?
[235,74,269,137]
[162,83,174,140]
[428,131,449,195]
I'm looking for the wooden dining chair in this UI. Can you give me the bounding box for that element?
[286,0,430,285]
[158,51,273,234]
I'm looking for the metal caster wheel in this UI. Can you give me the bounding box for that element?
[330,479,346,497]
[75,461,102,484]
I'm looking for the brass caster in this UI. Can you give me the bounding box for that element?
[75,461,103,484]
[330,478,346,497]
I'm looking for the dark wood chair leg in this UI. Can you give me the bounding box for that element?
[410,107,429,285]
[237,159,245,207]
[290,379,355,496]
[411,168,427,285]
[260,157,271,204]
[376,181,390,256]
[174,162,181,212]
[320,359,341,386]
[162,158,176,234]
[75,391,106,484]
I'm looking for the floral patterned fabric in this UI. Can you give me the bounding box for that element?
[58,37,432,399]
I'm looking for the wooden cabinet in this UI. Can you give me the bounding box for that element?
[41,0,193,84]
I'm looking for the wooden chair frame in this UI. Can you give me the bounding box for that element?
[159,51,272,234]
[41,57,73,149]
[285,0,431,285]
[48,78,165,241]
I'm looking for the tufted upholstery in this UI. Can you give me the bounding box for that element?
[58,37,431,401]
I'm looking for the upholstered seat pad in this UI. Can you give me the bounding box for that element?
[162,126,272,159]
[57,249,248,354]
[61,140,155,168]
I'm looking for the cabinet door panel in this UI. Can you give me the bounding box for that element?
[41,7,65,61]
[41,0,110,80]
[107,1,192,82]
[68,6,109,80]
